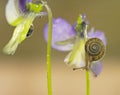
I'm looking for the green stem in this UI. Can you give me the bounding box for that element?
[44,2,53,95]
[85,55,90,95]
[86,69,90,95]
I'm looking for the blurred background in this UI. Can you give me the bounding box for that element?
[0,0,120,95]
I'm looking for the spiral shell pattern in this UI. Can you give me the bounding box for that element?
[85,38,105,61]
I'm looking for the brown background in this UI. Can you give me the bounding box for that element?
[0,0,120,95]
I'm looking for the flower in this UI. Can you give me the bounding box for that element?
[4,0,46,55]
[88,28,107,45]
[90,61,103,77]
[44,18,76,51]
[44,15,106,76]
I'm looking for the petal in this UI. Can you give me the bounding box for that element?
[19,0,26,12]
[19,0,31,12]
[3,13,36,55]
[6,0,23,26]
[5,0,32,26]
[64,39,86,67]
[44,18,76,51]
[3,24,23,55]
[90,61,103,77]
[19,0,33,12]
[88,28,107,45]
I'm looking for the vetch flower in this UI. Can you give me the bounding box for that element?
[44,14,106,76]
[4,0,46,55]
[44,18,76,51]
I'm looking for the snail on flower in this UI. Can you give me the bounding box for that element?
[44,14,106,76]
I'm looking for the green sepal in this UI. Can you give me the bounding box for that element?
[26,2,43,13]
[77,15,83,25]
[75,15,83,33]
[17,13,36,43]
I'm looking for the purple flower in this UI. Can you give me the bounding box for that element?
[44,16,107,76]
[87,29,106,76]
[6,0,32,26]
[4,0,45,55]
[44,18,76,51]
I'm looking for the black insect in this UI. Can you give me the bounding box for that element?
[26,24,34,37]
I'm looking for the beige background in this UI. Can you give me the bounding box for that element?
[0,0,120,95]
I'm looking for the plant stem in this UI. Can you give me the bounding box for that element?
[85,53,90,95]
[84,23,90,95]
[86,69,90,95]
[44,2,53,95]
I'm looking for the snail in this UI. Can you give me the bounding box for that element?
[85,38,106,62]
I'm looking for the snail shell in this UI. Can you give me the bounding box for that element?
[85,38,105,62]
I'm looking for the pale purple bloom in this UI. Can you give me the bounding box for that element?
[88,28,107,45]
[90,61,103,77]
[44,17,106,76]
[44,18,76,51]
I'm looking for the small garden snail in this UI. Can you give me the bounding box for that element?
[85,38,106,62]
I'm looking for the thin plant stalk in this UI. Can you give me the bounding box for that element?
[44,2,53,95]
[85,54,90,95]
[86,69,90,95]
[85,26,90,95]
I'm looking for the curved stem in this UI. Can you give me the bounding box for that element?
[44,2,53,95]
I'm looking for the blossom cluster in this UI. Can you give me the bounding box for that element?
[4,0,106,77]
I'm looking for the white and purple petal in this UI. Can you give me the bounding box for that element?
[6,0,32,26]
[6,0,21,25]
[3,12,36,55]
[64,39,86,68]
[90,61,103,77]
[44,18,76,51]
[88,28,107,45]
